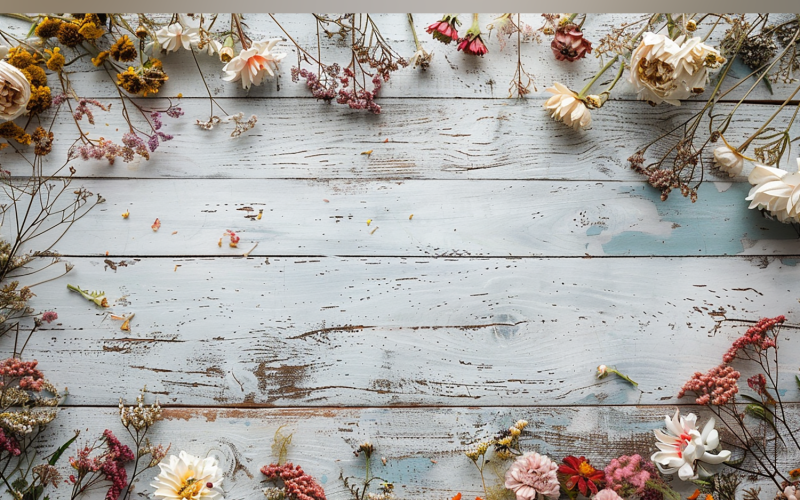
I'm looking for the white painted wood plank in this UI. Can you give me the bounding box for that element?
[0,14,792,101]
[6,100,796,182]
[10,256,800,406]
[5,178,798,258]
[9,405,795,499]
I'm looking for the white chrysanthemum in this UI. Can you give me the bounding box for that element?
[712,144,745,177]
[543,82,591,130]
[0,59,31,121]
[151,451,224,500]
[651,409,731,481]
[746,159,800,223]
[156,23,200,53]
[629,32,724,106]
[222,39,286,90]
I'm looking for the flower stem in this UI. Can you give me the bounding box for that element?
[407,14,422,51]
[577,55,619,98]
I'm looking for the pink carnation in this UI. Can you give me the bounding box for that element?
[504,452,560,500]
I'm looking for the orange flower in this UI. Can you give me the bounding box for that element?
[452,494,462,500]
[687,490,701,500]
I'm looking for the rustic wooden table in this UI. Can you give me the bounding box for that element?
[3,12,800,500]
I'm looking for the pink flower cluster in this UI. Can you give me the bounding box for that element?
[603,454,654,497]
[69,430,134,500]
[723,315,785,363]
[0,428,21,456]
[261,463,327,500]
[677,364,740,405]
[41,311,58,323]
[0,358,45,391]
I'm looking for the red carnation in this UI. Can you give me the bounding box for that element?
[426,14,461,45]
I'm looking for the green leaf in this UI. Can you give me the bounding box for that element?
[645,480,681,500]
[746,403,772,422]
[795,374,800,390]
[49,432,79,466]
[26,22,38,39]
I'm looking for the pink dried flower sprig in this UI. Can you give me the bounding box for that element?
[69,430,135,500]
[723,315,785,363]
[261,462,327,500]
[677,364,740,406]
[0,358,45,391]
[0,427,21,456]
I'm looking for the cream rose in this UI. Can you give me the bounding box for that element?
[629,32,724,106]
[0,59,31,121]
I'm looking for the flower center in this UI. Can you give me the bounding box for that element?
[637,59,676,92]
[248,54,269,70]
[177,475,205,499]
[577,461,596,477]
[674,433,692,458]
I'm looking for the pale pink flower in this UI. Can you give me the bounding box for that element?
[504,452,560,500]
[223,39,286,90]
[41,311,58,323]
[156,23,200,53]
[785,486,798,500]
[594,489,624,500]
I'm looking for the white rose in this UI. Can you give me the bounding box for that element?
[0,60,31,121]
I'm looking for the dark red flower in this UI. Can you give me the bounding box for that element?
[427,15,461,44]
[558,456,605,497]
[551,24,592,62]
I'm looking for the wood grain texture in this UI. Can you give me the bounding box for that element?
[5,100,799,182]
[5,178,799,258]
[2,11,800,500]
[8,256,800,407]
[23,405,800,499]
[0,14,792,101]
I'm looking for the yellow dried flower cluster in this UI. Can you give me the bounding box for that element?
[116,60,168,96]
[44,47,64,72]
[0,410,57,435]
[6,46,52,116]
[34,16,63,38]
[0,122,33,145]
[465,440,491,461]
[110,35,137,62]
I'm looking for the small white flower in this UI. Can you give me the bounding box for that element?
[629,32,724,106]
[156,23,200,53]
[0,59,31,121]
[746,159,800,223]
[785,486,798,500]
[651,409,731,481]
[151,450,224,500]
[543,82,591,130]
[409,47,433,69]
[712,144,745,177]
[222,39,286,90]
